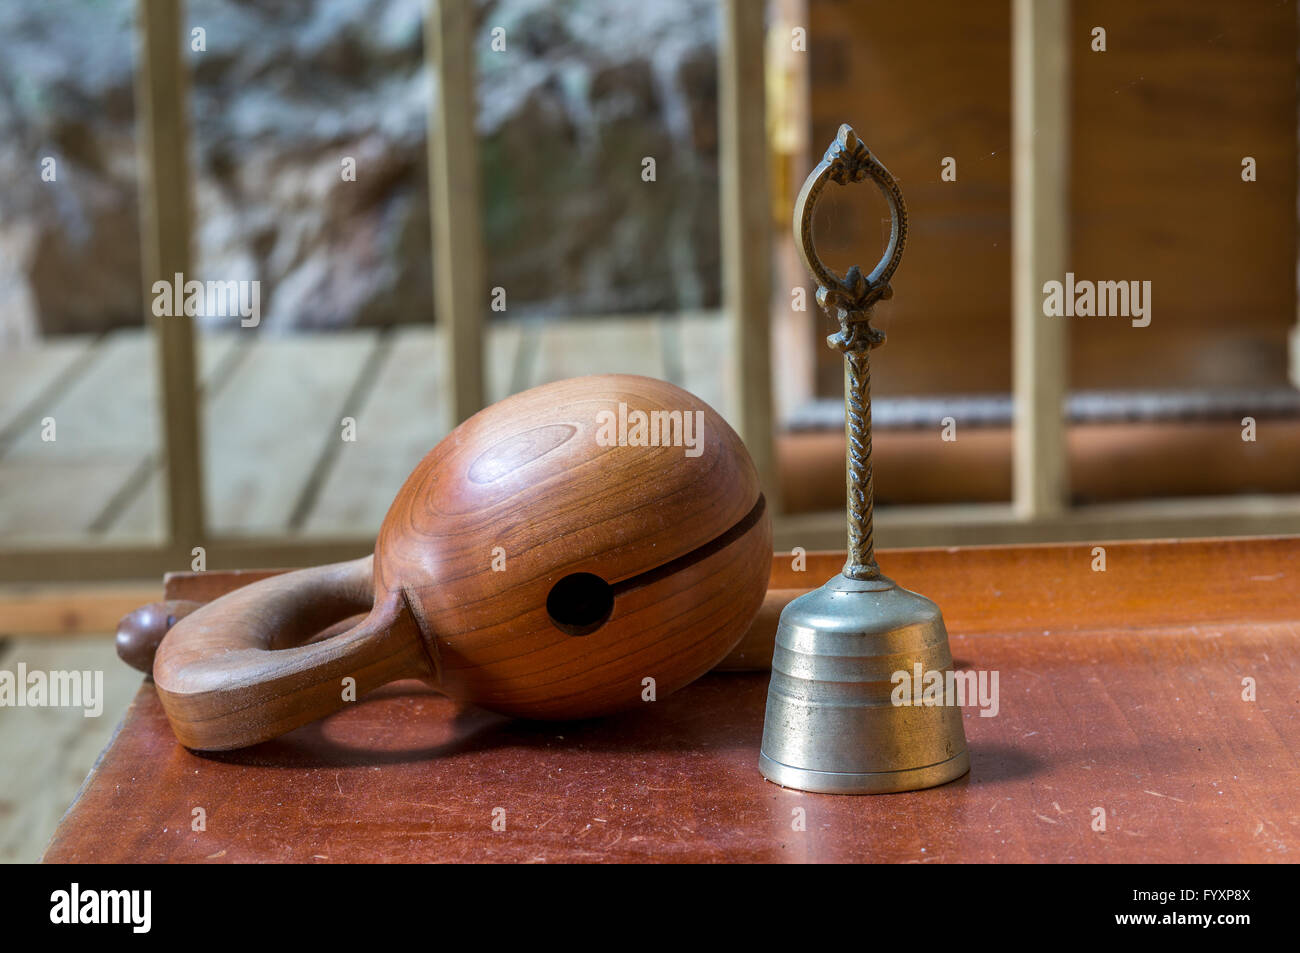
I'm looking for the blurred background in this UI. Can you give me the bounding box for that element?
[1,0,1299,857]
[2,0,1298,563]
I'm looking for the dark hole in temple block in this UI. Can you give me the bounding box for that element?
[546,572,614,637]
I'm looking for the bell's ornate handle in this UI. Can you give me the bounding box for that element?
[793,124,908,580]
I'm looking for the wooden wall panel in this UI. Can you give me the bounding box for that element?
[806,0,1296,396]
[807,0,1013,397]
[1068,0,1297,389]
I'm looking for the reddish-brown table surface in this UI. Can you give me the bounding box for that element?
[44,537,1300,862]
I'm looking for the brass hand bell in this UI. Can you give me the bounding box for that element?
[758,125,970,794]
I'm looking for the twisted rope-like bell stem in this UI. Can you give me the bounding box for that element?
[842,344,879,579]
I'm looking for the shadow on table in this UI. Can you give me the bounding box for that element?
[196,671,775,769]
[194,671,1044,789]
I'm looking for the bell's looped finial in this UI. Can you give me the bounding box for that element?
[793,123,908,355]
[792,123,908,581]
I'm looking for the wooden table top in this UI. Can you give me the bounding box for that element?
[44,536,1300,863]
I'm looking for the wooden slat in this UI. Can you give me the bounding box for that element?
[1012,0,1069,517]
[486,322,523,403]
[0,463,142,541]
[426,0,486,423]
[2,332,239,462]
[3,331,158,462]
[0,638,139,862]
[769,0,813,426]
[780,418,1300,511]
[204,333,382,535]
[0,333,238,541]
[0,585,158,636]
[0,337,94,441]
[101,333,244,540]
[0,539,370,586]
[675,310,731,420]
[720,0,781,512]
[300,328,451,536]
[1293,0,1300,392]
[776,495,1300,551]
[1292,323,1300,390]
[164,567,282,602]
[5,487,1300,586]
[301,324,522,536]
[136,0,205,544]
[524,315,666,387]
